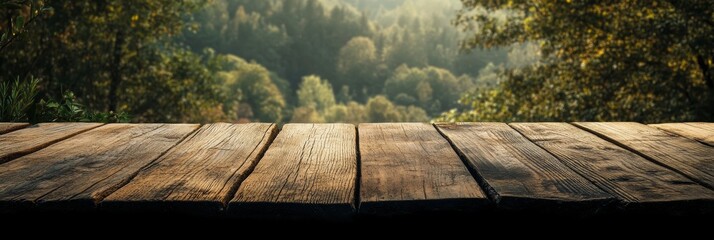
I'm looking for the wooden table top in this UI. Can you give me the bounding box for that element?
[0,122,712,219]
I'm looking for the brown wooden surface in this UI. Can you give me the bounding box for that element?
[650,123,714,146]
[103,123,276,213]
[359,123,487,215]
[0,123,103,164]
[0,121,712,217]
[0,124,197,211]
[229,124,357,218]
[575,122,714,190]
[686,122,714,132]
[0,123,29,134]
[436,123,612,210]
[512,123,714,212]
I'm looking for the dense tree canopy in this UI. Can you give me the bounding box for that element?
[216,55,285,122]
[1,0,219,122]
[385,65,474,115]
[442,0,714,122]
[184,0,374,88]
[336,36,381,101]
[291,73,428,123]
[178,0,499,122]
[2,0,512,123]
[297,75,336,113]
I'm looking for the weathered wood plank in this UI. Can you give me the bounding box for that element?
[0,123,29,134]
[686,122,714,131]
[512,123,714,212]
[436,123,612,211]
[650,123,714,147]
[0,124,197,211]
[575,122,714,189]
[359,123,487,215]
[0,123,103,164]
[103,123,276,214]
[229,124,357,218]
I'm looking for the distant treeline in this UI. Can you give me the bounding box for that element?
[1,0,509,123]
[181,0,508,123]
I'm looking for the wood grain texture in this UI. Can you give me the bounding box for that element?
[229,124,357,219]
[575,122,714,190]
[685,122,714,131]
[359,123,487,215]
[0,123,29,134]
[512,123,714,212]
[650,123,714,146]
[103,123,276,214]
[436,123,612,211]
[0,124,197,212]
[0,123,103,164]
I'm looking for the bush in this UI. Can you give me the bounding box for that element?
[0,77,39,122]
[38,91,130,123]
[0,76,129,123]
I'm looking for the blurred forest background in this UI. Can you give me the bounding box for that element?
[1,0,712,123]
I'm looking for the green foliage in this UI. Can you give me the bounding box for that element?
[292,76,429,123]
[323,104,349,123]
[290,106,324,123]
[366,95,402,122]
[384,65,474,115]
[1,0,212,122]
[0,0,53,52]
[297,75,336,112]
[383,29,428,69]
[180,0,508,123]
[0,76,38,121]
[446,0,714,122]
[0,76,129,123]
[344,101,369,123]
[336,36,381,100]
[396,105,429,122]
[184,0,373,88]
[322,101,369,123]
[2,0,514,124]
[217,54,286,122]
[38,91,130,123]
[124,45,225,123]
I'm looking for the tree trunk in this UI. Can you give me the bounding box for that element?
[698,55,714,89]
[696,55,714,120]
[108,30,125,112]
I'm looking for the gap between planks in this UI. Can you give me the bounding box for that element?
[511,122,714,213]
[354,124,362,214]
[3,122,710,216]
[650,123,714,147]
[96,123,205,207]
[358,123,487,216]
[573,122,714,191]
[433,123,500,204]
[434,122,613,213]
[0,124,198,212]
[0,123,105,164]
[102,123,278,215]
[228,124,358,219]
[0,123,31,135]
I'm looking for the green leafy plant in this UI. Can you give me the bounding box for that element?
[38,91,130,123]
[1,76,130,123]
[1,0,54,52]
[450,0,714,122]
[0,76,39,121]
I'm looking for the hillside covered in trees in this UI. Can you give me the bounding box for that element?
[2,0,509,123]
[179,0,509,123]
[1,0,711,123]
